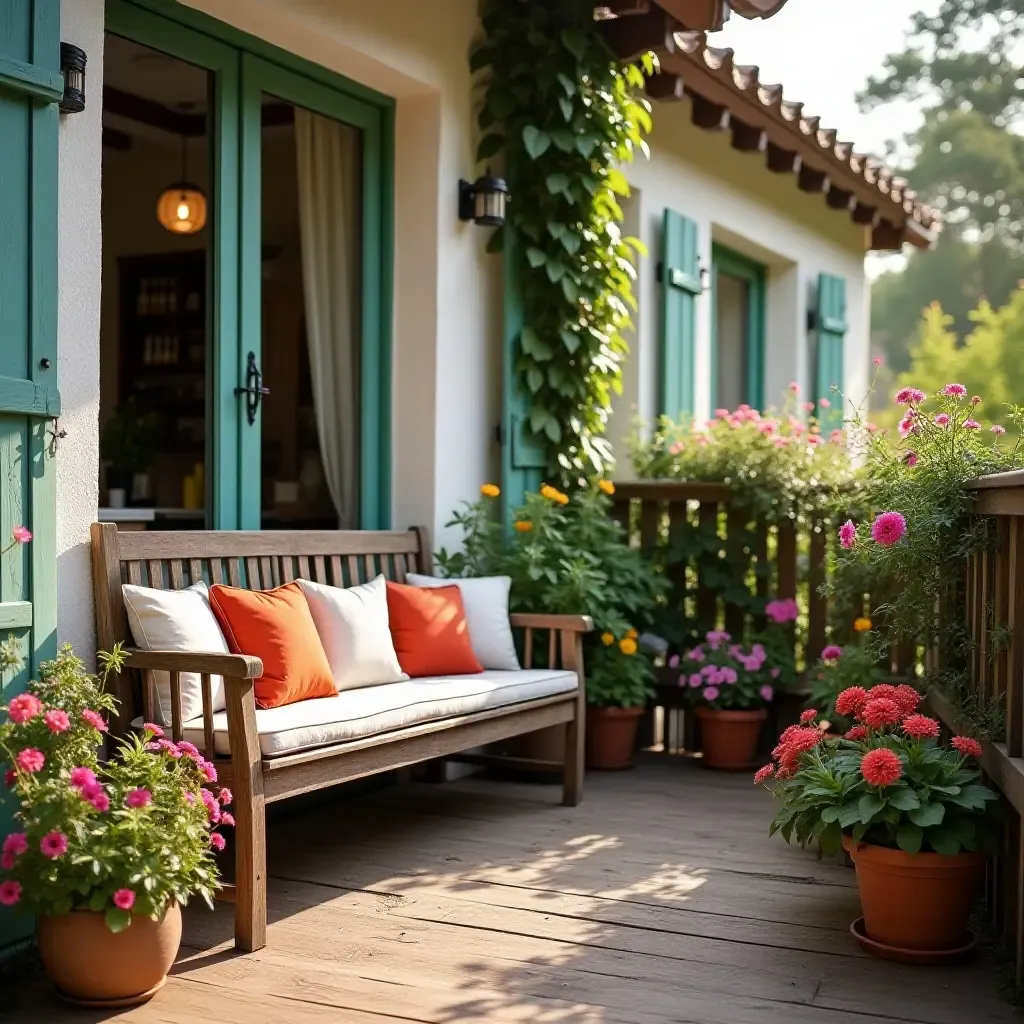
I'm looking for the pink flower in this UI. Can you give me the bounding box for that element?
[668,654,680,669]
[903,451,918,467]
[144,723,164,738]
[770,667,781,679]
[219,812,235,828]
[81,709,108,733]
[685,647,706,663]
[753,764,775,784]
[992,425,1006,436]
[934,413,950,427]
[0,881,21,906]
[821,644,842,661]
[765,598,798,624]
[703,687,720,701]
[759,685,774,701]
[818,398,831,409]
[157,740,182,759]
[952,736,983,759]
[200,760,218,783]
[43,709,70,734]
[866,422,878,433]
[773,437,789,448]
[200,788,221,823]
[1,851,14,871]
[210,832,227,852]
[871,511,907,547]
[69,766,97,790]
[714,408,730,419]
[838,520,856,550]
[113,889,136,911]
[82,782,110,812]
[943,383,967,397]
[789,381,800,394]
[706,630,731,645]
[11,526,31,544]
[183,791,195,805]
[807,435,821,446]
[861,748,903,786]
[3,833,28,859]
[669,441,684,455]
[898,413,917,438]
[829,429,844,444]
[7,693,42,724]
[15,748,44,774]
[218,788,232,806]
[40,831,68,859]
[176,741,200,760]
[687,673,702,688]
[872,356,883,367]
[963,419,981,431]
[125,788,153,809]
[719,667,738,685]
[801,402,816,413]
[895,387,926,405]
[3,769,14,789]
[759,422,774,436]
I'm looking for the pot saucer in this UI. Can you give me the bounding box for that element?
[850,918,977,964]
[54,976,166,1009]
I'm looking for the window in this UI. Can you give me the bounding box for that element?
[711,244,765,411]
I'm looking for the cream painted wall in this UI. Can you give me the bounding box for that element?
[57,0,105,661]
[611,95,870,474]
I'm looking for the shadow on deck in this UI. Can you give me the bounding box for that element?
[2,758,1016,1023]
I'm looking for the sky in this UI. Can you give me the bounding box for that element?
[715,0,942,276]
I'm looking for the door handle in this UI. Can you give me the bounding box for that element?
[234,351,270,426]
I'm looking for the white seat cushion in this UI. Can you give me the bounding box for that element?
[181,668,577,759]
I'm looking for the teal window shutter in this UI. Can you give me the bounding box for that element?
[660,209,700,419]
[815,273,847,430]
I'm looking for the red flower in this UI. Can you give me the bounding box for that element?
[753,764,775,785]
[861,698,902,729]
[902,714,940,739]
[893,685,921,714]
[861,748,903,786]
[866,683,899,703]
[799,709,817,724]
[844,726,868,741]
[952,736,983,759]
[835,687,868,717]
[3,769,15,789]
[771,726,821,778]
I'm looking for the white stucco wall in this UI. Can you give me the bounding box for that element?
[612,95,871,471]
[57,0,105,660]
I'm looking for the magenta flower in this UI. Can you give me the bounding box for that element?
[703,687,720,702]
[210,832,227,852]
[668,654,680,669]
[40,831,68,859]
[82,782,110,812]
[903,452,918,467]
[788,381,800,394]
[3,833,28,859]
[934,413,950,427]
[200,760,218,784]
[81,709,108,733]
[872,356,883,367]
[706,630,731,645]
[200,788,221,823]
[177,741,200,759]
[0,881,21,907]
[687,673,702,688]
[15,748,44,774]
[3,769,15,789]
[872,511,907,547]
[760,685,775,701]
[764,598,799,624]
[157,739,182,759]
[143,722,164,738]
[11,526,31,544]
[217,788,232,806]
[943,383,967,397]
[685,647,706,663]
[7,694,42,725]
[719,667,738,685]
[69,766,97,790]
[963,419,981,430]
[219,812,235,828]
[894,387,926,405]
[822,645,843,661]
[125,788,153,809]
[838,520,857,550]
[898,413,917,438]
[113,889,136,911]
[43,709,70,734]
[770,667,781,679]
[992,425,1006,435]
[1,851,14,871]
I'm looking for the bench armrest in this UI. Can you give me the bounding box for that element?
[125,648,264,679]
[509,613,594,633]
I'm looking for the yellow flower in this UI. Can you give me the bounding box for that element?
[514,520,533,532]
[626,628,638,640]
[854,617,872,633]
[619,637,638,656]
[540,484,560,502]
[480,484,500,498]
[601,632,615,646]
[598,480,615,496]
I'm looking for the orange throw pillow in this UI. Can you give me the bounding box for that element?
[208,582,336,709]
[385,581,484,678]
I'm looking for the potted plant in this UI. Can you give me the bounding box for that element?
[805,620,888,734]
[678,630,780,769]
[758,685,998,961]
[586,631,655,770]
[100,398,161,505]
[0,642,232,1007]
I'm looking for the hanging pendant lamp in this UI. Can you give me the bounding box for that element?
[157,134,207,235]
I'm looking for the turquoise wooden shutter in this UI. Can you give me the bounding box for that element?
[500,229,544,525]
[814,273,847,430]
[0,0,61,951]
[660,209,700,419]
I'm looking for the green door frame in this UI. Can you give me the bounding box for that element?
[107,0,395,528]
[710,243,766,410]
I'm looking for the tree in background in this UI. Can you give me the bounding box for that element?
[860,1,1024,382]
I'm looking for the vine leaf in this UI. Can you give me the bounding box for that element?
[559,329,581,353]
[552,129,576,153]
[545,172,570,196]
[522,125,551,159]
[561,28,587,60]
[545,260,568,283]
[558,96,574,122]
[576,135,599,158]
[557,72,576,96]
[526,247,547,268]
[477,133,504,161]
[561,276,580,303]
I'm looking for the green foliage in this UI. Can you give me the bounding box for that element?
[0,645,229,928]
[806,633,889,730]
[436,485,663,708]
[100,398,161,475]
[765,710,999,857]
[471,0,654,478]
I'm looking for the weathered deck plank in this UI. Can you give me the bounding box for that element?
[3,760,1015,1023]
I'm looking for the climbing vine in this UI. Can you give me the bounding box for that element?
[471,1,654,479]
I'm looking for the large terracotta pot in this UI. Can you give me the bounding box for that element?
[843,836,985,952]
[586,706,643,770]
[37,902,182,1007]
[695,707,766,769]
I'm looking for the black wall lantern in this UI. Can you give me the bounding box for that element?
[459,173,509,227]
[59,43,87,114]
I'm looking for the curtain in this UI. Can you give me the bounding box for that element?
[294,108,359,527]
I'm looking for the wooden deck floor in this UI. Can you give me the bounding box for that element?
[3,759,1017,1023]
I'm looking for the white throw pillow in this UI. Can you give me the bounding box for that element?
[121,581,229,726]
[405,574,520,671]
[297,576,408,691]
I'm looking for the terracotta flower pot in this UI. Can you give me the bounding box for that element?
[586,706,643,770]
[843,836,985,953]
[37,902,182,1007]
[695,707,766,770]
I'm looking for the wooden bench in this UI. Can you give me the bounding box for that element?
[90,524,591,953]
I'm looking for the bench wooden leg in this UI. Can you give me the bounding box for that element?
[561,631,586,807]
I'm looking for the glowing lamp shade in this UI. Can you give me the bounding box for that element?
[157,185,207,235]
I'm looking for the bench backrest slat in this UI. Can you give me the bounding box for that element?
[91,524,430,733]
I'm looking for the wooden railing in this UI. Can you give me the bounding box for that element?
[931,470,1024,981]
